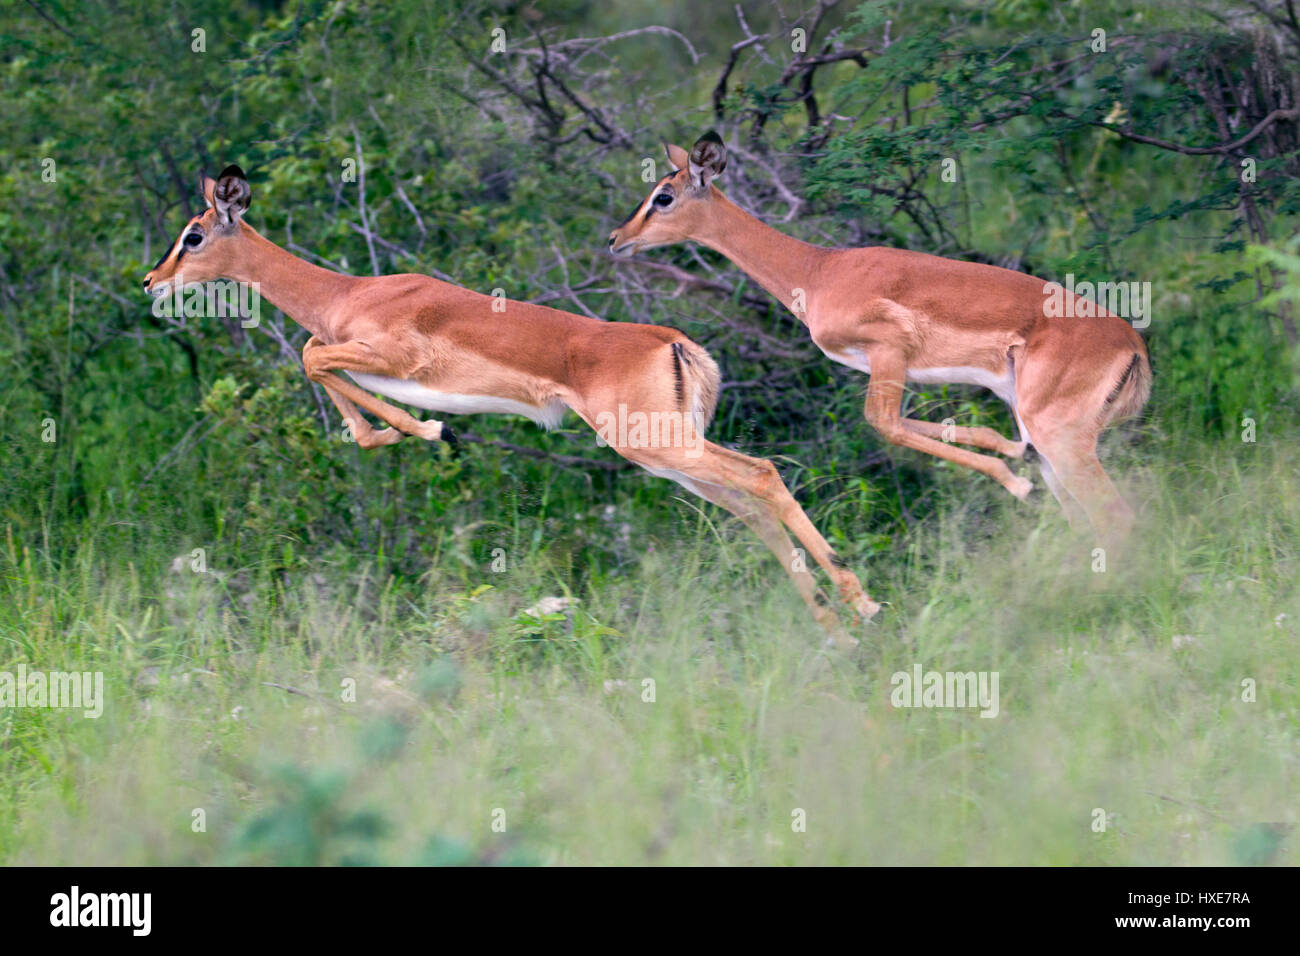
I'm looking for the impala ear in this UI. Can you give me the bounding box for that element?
[212,163,250,227]
[201,172,217,208]
[664,142,690,173]
[687,130,726,191]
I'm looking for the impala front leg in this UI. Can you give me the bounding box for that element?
[302,337,454,445]
[319,384,404,449]
[865,349,1033,500]
[899,418,1028,458]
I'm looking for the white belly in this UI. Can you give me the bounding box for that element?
[345,372,567,429]
[906,366,1016,405]
[822,351,1016,406]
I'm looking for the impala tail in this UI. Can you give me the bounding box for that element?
[1102,349,1152,425]
[671,339,721,435]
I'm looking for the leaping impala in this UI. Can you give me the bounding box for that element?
[609,132,1151,544]
[141,164,879,643]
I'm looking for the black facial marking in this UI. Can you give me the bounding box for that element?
[615,201,646,230]
[616,175,675,228]
[151,238,177,271]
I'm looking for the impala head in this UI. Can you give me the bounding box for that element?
[142,164,251,297]
[608,131,728,258]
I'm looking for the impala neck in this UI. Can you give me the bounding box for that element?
[693,191,831,322]
[224,224,357,338]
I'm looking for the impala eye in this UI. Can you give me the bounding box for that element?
[653,192,674,207]
[183,232,203,247]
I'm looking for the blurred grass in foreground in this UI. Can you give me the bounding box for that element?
[2,430,1295,865]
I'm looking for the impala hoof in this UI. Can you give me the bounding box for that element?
[1008,476,1034,501]
[824,632,860,651]
[439,424,462,458]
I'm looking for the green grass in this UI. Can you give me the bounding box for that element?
[2,429,1296,865]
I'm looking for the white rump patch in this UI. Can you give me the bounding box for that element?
[345,372,567,429]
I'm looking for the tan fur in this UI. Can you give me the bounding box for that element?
[610,137,1151,544]
[142,168,880,645]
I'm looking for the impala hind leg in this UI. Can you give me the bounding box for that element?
[703,445,882,626]
[677,477,855,646]
[629,441,881,639]
[1035,436,1134,546]
[1031,452,1090,531]
[1015,348,1138,544]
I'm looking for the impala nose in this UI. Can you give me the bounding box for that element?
[607,233,617,248]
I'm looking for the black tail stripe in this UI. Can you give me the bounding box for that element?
[671,342,686,410]
[1104,353,1141,406]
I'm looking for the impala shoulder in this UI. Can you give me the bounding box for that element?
[809,297,919,352]
[857,297,926,340]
